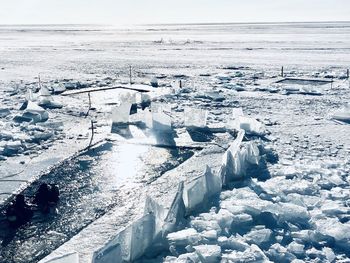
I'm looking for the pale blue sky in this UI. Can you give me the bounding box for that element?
[0,0,349,25]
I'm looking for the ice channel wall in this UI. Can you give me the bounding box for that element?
[44,128,262,263]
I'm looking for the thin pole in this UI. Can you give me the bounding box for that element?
[38,74,42,89]
[129,65,132,85]
[281,66,284,77]
[347,69,349,79]
[85,92,91,117]
[88,120,94,149]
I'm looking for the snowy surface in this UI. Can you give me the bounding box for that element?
[1,22,350,263]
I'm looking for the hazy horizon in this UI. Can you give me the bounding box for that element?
[0,20,349,27]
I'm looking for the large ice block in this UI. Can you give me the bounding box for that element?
[163,181,186,236]
[151,102,171,114]
[232,116,265,136]
[220,130,245,184]
[92,244,121,263]
[331,104,350,124]
[232,108,244,119]
[111,102,132,124]
[204,165,222,196]
[39,85,52,96]
[114,225,133,261]
[24,101,49,122]
[152,112,172,132]
[184,107,208,128]
[183,175,207,212]
[130,214,156,261]
[144,196,168,240]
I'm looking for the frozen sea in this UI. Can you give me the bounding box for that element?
[0,22,350,263]
[0,22,350,82]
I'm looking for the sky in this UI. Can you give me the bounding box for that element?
[0,0,349,25]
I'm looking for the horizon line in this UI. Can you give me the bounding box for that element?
[0,20,349,27]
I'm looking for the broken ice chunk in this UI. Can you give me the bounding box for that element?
[244,227,272,246]
[232,108,244,119]
[130,214,155,261]
[25,101,49,122]
[167,228,201,247]
[163,182,186,235]
[152,111,172,132]
[111,102,132,124]
[0,108,11,118]
[194,245,221,263]
[183,175,207,213]
[144,196,168,241]
[38,97,63,109]
[52,83,66,94]
[232,116,266,136]
[92,244,121,263]
[330,104,350,124]
[184,107,208,128]
[204,165,222,197]
[3,140,23,156]
[287,241,305,257]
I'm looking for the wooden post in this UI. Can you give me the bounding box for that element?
[179,80,182,89]
[347,69,349,79]
[129,65,132,85]
[281,66,284,77]
[38,74,42,89]
[85,92,91,117]
[88,120,94,149]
